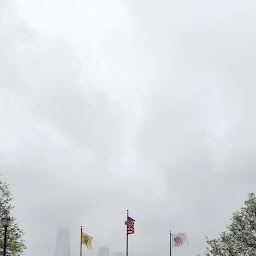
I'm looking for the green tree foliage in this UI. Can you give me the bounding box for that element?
[0,179,26,256]
[206,193,256,256]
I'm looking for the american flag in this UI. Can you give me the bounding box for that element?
[172,233,188,247]
[125,216,135,234]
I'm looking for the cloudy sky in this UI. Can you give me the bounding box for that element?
[1,0,256,256]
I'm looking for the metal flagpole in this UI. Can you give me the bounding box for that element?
[80,226,82,256]
[126,210,129,256]
[170,231,172,256]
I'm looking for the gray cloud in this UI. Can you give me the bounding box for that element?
[1,1,256,256]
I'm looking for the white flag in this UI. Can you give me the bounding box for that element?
[172,232,189,247]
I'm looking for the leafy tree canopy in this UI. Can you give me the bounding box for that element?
[206,193,256,256]
[0,178,26,256]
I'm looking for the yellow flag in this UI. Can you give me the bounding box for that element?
[81,232,93,250]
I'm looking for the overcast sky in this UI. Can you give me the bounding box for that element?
[1,1,256,256]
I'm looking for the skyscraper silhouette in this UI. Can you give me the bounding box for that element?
[55,228,70,256]
[98,247,109,256]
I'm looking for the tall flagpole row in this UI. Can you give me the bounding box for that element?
[80,215,174,256]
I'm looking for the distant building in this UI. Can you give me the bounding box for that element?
[55,228,70,256]
[98,247,109,256]
[113,252,125,256]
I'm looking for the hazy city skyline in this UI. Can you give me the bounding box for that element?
[55,228,125,256]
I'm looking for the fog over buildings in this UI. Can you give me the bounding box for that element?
[113,252,125,256]
[98,247,109,256]
[55,228,70,256]
[55,229,125,256]
[2,1,256,256]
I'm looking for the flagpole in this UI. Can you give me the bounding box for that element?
[170,230,172,256]
[80,226,82,256]
[126,210,129,256]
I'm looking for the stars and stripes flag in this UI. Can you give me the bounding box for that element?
[172,233,189,247]
[125,216,135,234]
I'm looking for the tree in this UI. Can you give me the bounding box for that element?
[0,179,26,256]
[206,193,256,256]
